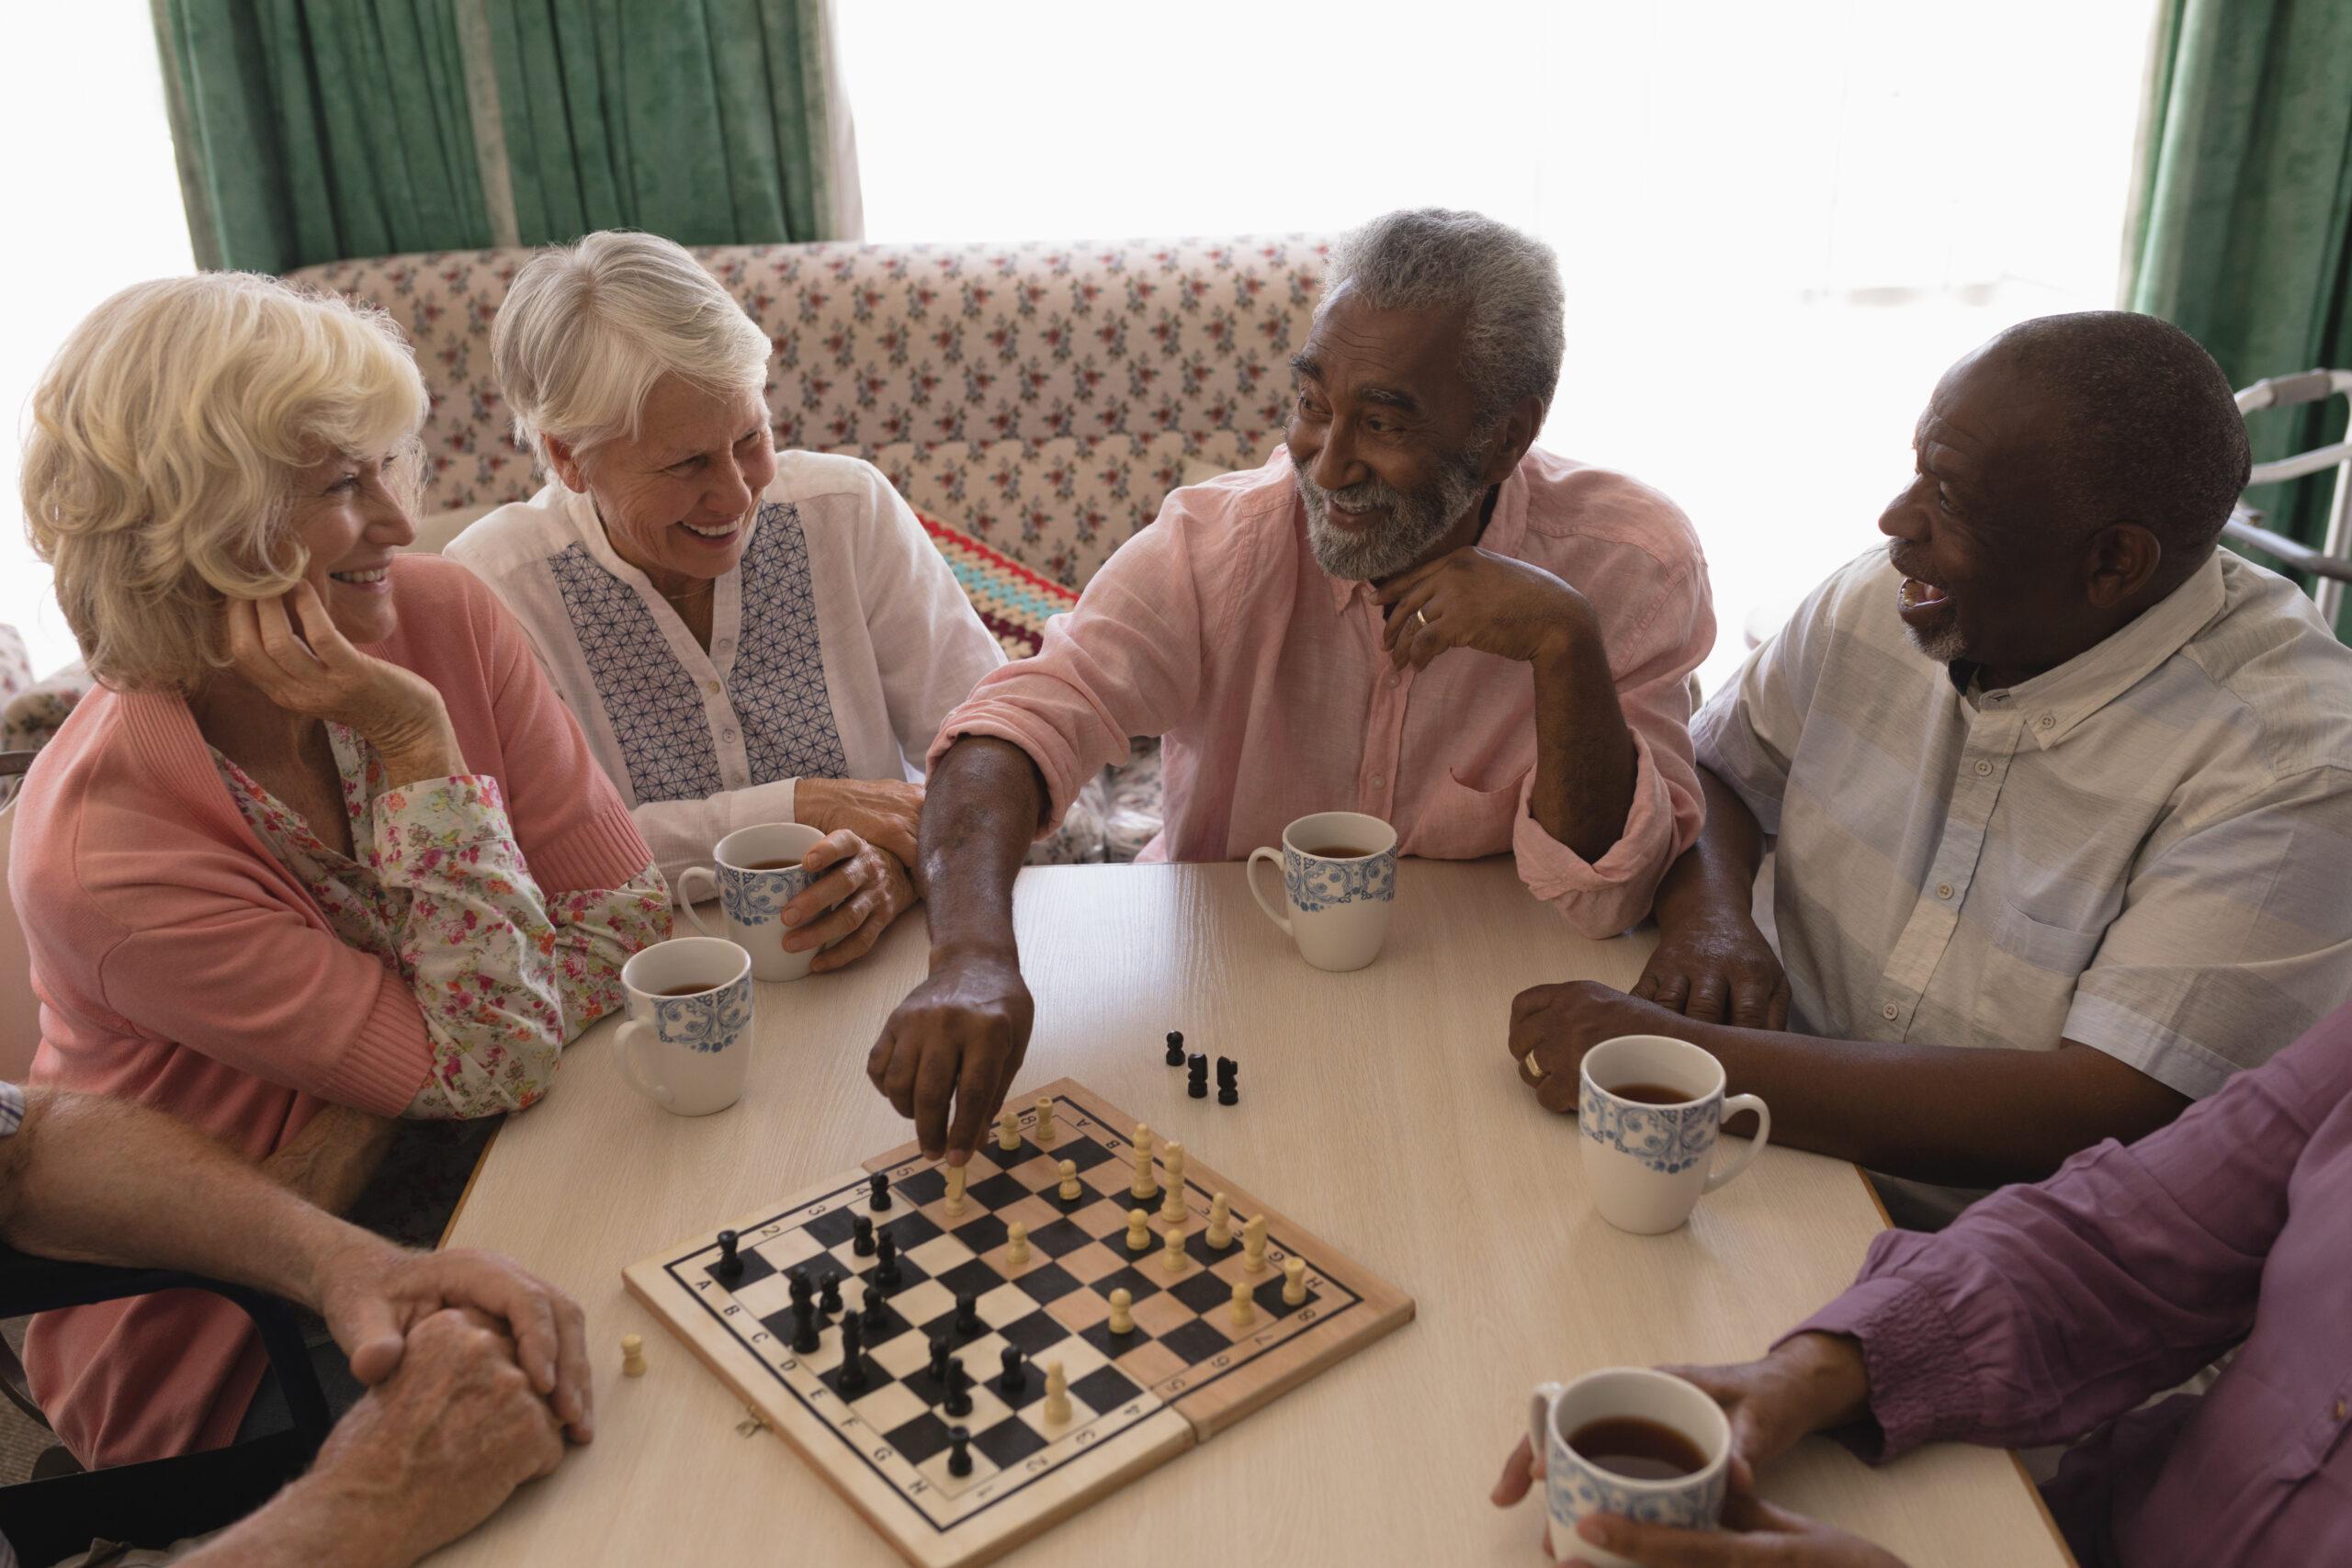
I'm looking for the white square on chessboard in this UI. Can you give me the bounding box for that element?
[729,1275,796,1319]
[753,1229,831,1273]
[977,1281,1033,1325]
[867,1328,936,1382]
[889,1279,955,1330]
[953,1333,1012,1379]
[906,1234,968,1277]
[843,1381,925,1434]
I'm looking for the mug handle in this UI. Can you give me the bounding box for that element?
[619,1019,674,1109]
[676,867,724,940]
[1703,1094,1771,1192]
[1246,847,1293,936]
[1526,1380,1563,1473]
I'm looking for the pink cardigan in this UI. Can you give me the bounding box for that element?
[15,555,653,1466]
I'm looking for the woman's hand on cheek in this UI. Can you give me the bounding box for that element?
[225,583,463,784]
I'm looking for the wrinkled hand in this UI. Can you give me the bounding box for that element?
[867,950,1033,1163]
[1373,546,1592,671]
[1571,1492,1906,1567]
[1662,1337,1873,1480]
[225,583,460,783]
[1634,911,1790,1029]
[314,1238,594,1442]
[796,776,924,870]
[780,829,917,972]
[303,1308,568,1567]
[1509,981,1701,1111]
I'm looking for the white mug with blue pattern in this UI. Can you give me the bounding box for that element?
[618,937,754,1116]
[1579,1034,1770,1235]
[1246,811,1399,972]
[1528,1366,1732,1566]
[679,822,826,982]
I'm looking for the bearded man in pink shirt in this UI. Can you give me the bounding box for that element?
[868,209,1715,1159]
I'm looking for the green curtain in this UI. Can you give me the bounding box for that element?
[151,0,853,274]
[2124,0,2352,569]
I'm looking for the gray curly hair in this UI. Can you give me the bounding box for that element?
[1317,209,1566,432]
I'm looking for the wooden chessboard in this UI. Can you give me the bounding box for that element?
[622,1077,1414,1568]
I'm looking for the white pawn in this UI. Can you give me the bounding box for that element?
[1283,1256,1307,1306]
[999,1107,1021,1153]
[1206,1191,1232,1249]
[1108,1288,1135,1335]
[1125,1208,1152,1253]
[1162,1219,1187,1274]
[1006,1221,1030,1269]
[1229,1279,1255,1327]
[1043,1359,1071,1425]
[621,1334,647,1377]
[1159,1141,1187,1224]
[944,1163,968,1218]
[1057,1158,1082,1201]
[1243,1213,1269,1273]
[1036,1097,1057,1146]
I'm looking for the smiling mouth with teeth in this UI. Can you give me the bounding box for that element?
[329,568,389,584]
[1898,577,1951,610]
[680,519,740,538]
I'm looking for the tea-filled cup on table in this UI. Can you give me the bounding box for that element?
[618,937,753,1116]
[1245,810,1399,972]
[1528,1366,1733,1567]
[1578,1034,1770,1235]
[678,822,828,982]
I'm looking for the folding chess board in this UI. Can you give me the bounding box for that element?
[624,1077,1413,1568]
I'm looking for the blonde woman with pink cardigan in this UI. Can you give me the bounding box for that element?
[12,274,668,1469]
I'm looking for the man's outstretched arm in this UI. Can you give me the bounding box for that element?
[868,735,1048,1164]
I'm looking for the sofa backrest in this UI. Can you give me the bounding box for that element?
[286,236,1330,589]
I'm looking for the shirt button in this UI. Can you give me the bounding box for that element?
[1882,1003,1899,1021]
[1370,775,1385,789]
[1936,883,1953,900]
[1974,759,1992,776]
[1385,675,1400,689]
[716,638,732,652]
[707,680,720,695]
[723,728,738,741]
[2037,713,2054,729]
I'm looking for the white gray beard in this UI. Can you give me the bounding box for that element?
[1295,445,1491,581]
[1902,621,1969,663]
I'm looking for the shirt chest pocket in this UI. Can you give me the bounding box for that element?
[1412,768,1523,860]
[1992,898,2105,975]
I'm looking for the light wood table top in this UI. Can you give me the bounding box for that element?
[430,859,2069,1567]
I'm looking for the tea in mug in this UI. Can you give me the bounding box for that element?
[1607,1081,1697,1106]
[1297,844,1374,859]
[1566,1416,1708,1481]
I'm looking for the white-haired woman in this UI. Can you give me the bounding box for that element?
[447,231,1003,972]
[14,273,664,1467]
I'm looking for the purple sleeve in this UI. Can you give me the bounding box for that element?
[1782,1005,2352,1459]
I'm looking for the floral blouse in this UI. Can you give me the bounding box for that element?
[211,723,668,1117]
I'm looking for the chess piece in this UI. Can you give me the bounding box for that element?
[943,1357,973,1417]
[1162,1219,1187,1274]
[944,1163,967,1218]
[853,1214,876,1256]
[954,1292,983,1337]
[1160,1150,1187,1224]
[1057,1158,1082,1201]
[838,1315,868,1394]
[1125,1209,1152,1253]
[869,1171,891,1212]
[875,1232,902,1290]
[1230,1280,1255,1328]
[947,1425,973,1477]
[787,1269,813,1306]
[1043,1360,1071,1425]
[715,1229,743,1280]
[1206,1191,1233,1249]
[1217,1056,1239,1106]
[1244,1213,1269,1273]
[862,1283,888,1331]
[1164,1029,1185,1066]
[817,1272,843,1316]
[791,1295,820,1355]
[1129,1125,1157,1201]
[1006,1221,1030,1269]
[1187,1053,1208,1099]
[999,1107,1021,1152]
[1036,1096,1057,1145]
[1283,1256,1307,1306]
[621,1334,647,1376]
[998,1347,1026,1396]
[929,1335,952,1385]
[1107,1288,1135,1336]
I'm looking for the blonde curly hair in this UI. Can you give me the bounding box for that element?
[20,272,427,693]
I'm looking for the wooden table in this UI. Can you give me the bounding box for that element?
[430,860,2070,1566]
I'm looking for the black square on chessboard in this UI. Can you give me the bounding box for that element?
[948,1213,1012,1255]
[1184,1230,1242,1267]
[1090,1264,1162,1303]
[937,1258,1006,1303]
[1001,1262,1081,1308]
[859,1254,932,1294]
[973,1416,1051,1470]
[707,1248,775,1291]
[1025,1218,1094,1258]
[1052,1138,1116,1176]
[995,1307,1074,1361]
[802,1206,863,1248]
[1256,1275,1317,1318]
[880,1212,944,1249]
[894,1168,949,1207]
[882,1410,956,1466]
[989,1358,1050,1413]
[850,1298,915,1340]
[900,1360,956,1407]
[1170,1270,1239,1316]
[819,1352,883,1401]
[983,1136,1044,1169]
[1069,1365,1141,1416]
[967,1172,1030,1211]
[919,1305,989,1348]
[1159,1318,1234,1366]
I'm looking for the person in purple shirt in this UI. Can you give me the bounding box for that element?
[1491,996,2352,1567]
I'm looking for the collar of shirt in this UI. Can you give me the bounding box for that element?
[1319,459,1532,614]
[1953,552,2228,750]
[559,485,753,676]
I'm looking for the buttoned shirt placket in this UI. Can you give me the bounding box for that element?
[1341,585,1414,820]
[1870,689,2030,1040]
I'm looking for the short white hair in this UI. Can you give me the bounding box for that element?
[21,273,425,693]
[494,230,773,469]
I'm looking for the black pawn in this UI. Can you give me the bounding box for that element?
[1164,1030,1185,1066]
[817,1272,843,1316]
[997,1347,1026,1396]
[875,1232,901,1290]
[943,1357,973,1417]
[715,1229,743,1280]
[947,1425,973,1477]
[790,1295,820,1355]
[787,1269,813,1306]
[852,1214,876,1256]
[929,1334,952,1385]
[869,1171,892,1212]
[837,1315,868,1394]
[862,1283,888,1331]
[954,1292,983,1337]
[1187,1053,1209,1099]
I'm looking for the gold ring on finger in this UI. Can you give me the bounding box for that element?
[1525,1056,1547,1083]
[1415,608,1430,628]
